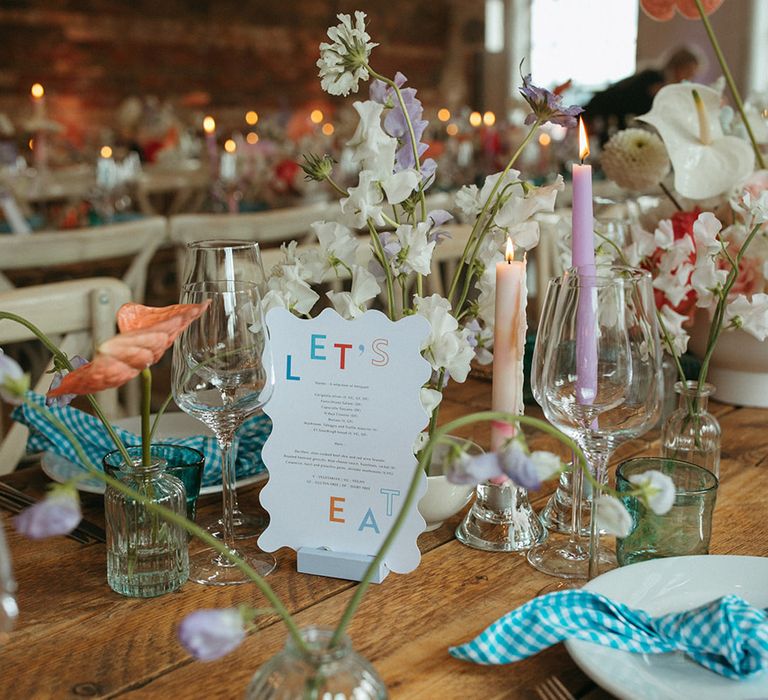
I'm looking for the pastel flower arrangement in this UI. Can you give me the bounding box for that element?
[597,0,768,394]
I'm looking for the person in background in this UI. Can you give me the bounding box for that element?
[583,46,700,144]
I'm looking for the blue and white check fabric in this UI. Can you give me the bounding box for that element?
[449,589,768,680]
[12,393,271,488]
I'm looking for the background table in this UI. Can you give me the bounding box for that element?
[2,376,767,699]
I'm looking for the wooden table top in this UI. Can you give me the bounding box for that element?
[2,376,767,699]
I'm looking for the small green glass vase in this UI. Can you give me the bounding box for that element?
[105,454,189,598]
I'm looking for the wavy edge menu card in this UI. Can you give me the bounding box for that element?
[258,307,432,579]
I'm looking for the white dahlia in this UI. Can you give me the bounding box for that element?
[600,128,671,192]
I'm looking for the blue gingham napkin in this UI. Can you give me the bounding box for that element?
[12,393,271,488]
[449,589,768,680]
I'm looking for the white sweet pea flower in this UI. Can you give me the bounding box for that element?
[347,101,401,180]
[692,212,723,257]
[340,170,385,229]
[724,293,768,341]
[529,451,563,482]
[419,387,443,419]
[326,265,381,319]
[506,221,541,251]
[380,168,419,205]
[475,267,496,328]
[745,190,768,224]
[474,229,506,271]
[654,219,675,251]
[627,470,676,515]
[317,12,377,96]
[263,265,319,316]
[659,305,691,355]
[395,222,435,276]
[623,224,656,266]
[478,169,522,209]
[0,352,29,405]
[455,185,481,220]
[653,263,693,307]
[595,495,633,537]
[690,257,727,308]
[415,295,474,382]
[657,238,695,273]
[312,220,360,275]
[494,176,564,233]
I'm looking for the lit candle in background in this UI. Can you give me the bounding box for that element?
[30,83,47,171]
[220,138,238,214]
[572,116,597,404]
[203,115,218,175]
[491,237,527,451]
[96,145,117,190]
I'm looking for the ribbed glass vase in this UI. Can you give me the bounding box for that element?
[105,457,189,597]
[245,626,387,700]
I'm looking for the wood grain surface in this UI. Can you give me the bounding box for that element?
[1,377,766,699]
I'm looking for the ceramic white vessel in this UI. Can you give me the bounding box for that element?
[689,317,768,408]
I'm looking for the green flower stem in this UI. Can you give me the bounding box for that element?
[324,175,349,199]
[694,0,766,169]
[367,67,427,221]
[22,397,309,655]
[426,370,445,440]
[368,219,396,319]
[140,369,152,467]
[0,311,133,468]
[447,118,543,306]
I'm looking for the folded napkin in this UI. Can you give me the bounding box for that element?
[449,589,768,680]
[12,393,272,488]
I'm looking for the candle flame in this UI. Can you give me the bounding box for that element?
[100,145,113,158]
[31,83,44,99]
[505,237,514,262]
[203,116,216,134]
[224,138,237,153]
[578,116,589,161]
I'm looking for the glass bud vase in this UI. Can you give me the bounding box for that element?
[661,381,721,478]
[245,626,387,700]
[105,458,189,597]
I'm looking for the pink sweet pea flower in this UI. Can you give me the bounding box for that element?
[47,301,210,399]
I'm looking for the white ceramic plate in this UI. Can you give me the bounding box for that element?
[565,555,768,700]
[41,412,266,496]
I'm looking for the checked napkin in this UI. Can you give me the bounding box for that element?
[449,589,768,680]
[12,392,271,488]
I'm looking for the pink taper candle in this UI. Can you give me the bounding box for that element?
[491,238,527,451]
[31,83,47,171]
[572,117,597,404]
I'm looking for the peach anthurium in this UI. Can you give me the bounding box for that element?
[47,301,210,399]
[640,0,722,20]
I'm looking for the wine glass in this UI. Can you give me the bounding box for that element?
[0,517,17,643]
[539,266,662,579]
[182,239,268,540]
[172,280,276,584]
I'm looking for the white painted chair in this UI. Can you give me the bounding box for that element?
[0,217,166,303]
[0,278,133,474]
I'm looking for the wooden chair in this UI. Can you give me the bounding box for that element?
[0,278,132,474]
[0,217,166,303]
[167,202,335,285]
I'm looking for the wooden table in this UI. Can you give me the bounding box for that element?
[2,377,767,699]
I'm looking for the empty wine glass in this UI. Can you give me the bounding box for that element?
[172,280,276,585]
[539,266,662,579]
[182,239,268,540]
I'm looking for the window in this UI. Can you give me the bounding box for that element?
[529,0,639,90]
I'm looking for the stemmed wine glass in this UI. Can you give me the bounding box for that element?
[182,239,268,540]
[172,280,276,585]
[538,266,662,579]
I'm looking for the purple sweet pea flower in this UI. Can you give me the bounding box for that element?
[178,609,246,661]
[428,209,453,227]
[519,74,583,128]
[369,71,407,105]
[499,443,542,490]
[13,488,82,540]
[46,355,89,408]
[420,157,437,187]
[445,451,503,485]
[379,231,402,260]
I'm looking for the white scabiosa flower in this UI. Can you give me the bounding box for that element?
[317,12,378,96]
[600,128,670,192]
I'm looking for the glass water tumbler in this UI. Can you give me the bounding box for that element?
[661,381,721,477]
[105,459,189,598]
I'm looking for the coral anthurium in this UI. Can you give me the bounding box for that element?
[640,0,722,20]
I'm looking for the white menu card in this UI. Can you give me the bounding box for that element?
[258,307,432,575]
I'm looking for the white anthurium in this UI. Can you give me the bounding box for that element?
[653,263,693,308]
[395,222,435,276]
[312,220,360,274]
[455,184,481,220]
[725,293,768,341]
[415,294,474,382]
[595,495,633,538]
[340,170,385,229]
[326,265,381,319]
[659,305,691,355]
[494,175,564,230]
[637,83,754,200]
[691,258,727,308]
[419,387,443,419]
[692,212,723,257]
[654,219,675,251]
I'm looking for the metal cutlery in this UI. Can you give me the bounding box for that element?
[534,675,576,700]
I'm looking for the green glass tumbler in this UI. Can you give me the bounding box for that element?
[616,457,718,566]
